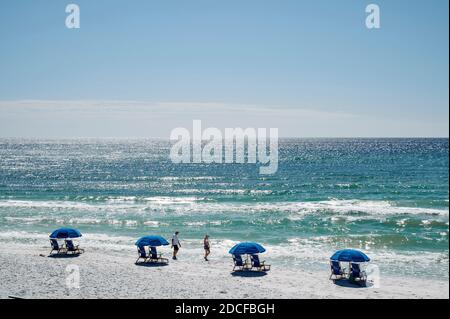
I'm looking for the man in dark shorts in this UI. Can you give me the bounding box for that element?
[172,231,181,260]
[203,234,210,261]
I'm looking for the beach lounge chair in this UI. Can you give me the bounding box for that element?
[250,254,271,271]
[50,239,66,255]
[232,254,247,271]
[149,246,169,264]
[350,263,367,284]
[65,240,84,254]
[136,246,149,264]
[329,260,346,281]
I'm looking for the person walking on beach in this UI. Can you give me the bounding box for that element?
[171,231,181,260]
[203,235,211,262]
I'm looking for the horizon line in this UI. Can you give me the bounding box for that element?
[0,136,448,140]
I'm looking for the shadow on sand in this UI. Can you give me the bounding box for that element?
[47,253,81,259]
[135,262,170,268]
[333,279,372,288]
[231,271,268,278]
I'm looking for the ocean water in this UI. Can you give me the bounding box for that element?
[0,138,448,278]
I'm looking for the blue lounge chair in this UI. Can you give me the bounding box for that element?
[50,239,66,255]
[65,240,84,254]
[350,263,367,284]
[330,261,345,279]
[250,254,271,271]
[232,254,247,271]
[329,260,346,281]
[136,246,149,264]
[149,246,169,263]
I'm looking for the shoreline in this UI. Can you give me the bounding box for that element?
[1,243,448,299]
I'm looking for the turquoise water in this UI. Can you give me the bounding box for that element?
[0,138,448,277]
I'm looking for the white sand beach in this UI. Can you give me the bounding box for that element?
[0,241,448,299]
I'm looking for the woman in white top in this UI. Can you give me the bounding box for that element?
[171,231,181,260]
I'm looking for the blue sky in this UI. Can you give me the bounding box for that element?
[0,0,448,137]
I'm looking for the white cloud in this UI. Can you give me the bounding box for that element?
[0,100,447,138]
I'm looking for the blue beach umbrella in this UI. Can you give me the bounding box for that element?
[49,228,82,239]
[135,235,169,247]
[229,242,266,255]
[330,249,370,263]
